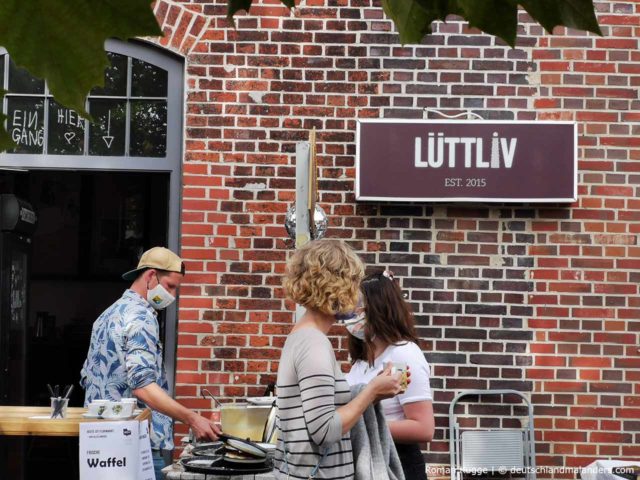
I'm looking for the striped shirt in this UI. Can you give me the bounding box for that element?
[274,328,354,479]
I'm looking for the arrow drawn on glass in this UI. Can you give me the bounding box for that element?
[102,110,114,148]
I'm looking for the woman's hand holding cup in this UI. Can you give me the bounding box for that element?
[370,362,403,401]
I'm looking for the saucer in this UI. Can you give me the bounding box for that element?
[83,409,142,419]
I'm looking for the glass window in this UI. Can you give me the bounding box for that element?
[131,59,168,97]
[8,60,44,94]
[90,52,127,97]
[129,100,167,157]
[7,97,45,154]
[3,52,170,158]
[88,99,126,156]
[47,100,85,155]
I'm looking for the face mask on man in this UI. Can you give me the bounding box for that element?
[147,274,175,310]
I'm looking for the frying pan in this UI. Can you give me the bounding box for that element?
[181,455,274,475]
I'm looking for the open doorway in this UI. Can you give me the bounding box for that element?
[0,169,169,479]
[0,169,169,406]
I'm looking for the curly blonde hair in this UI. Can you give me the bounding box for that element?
[284,239,364,316]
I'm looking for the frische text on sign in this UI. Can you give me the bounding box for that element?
[356,120,577,202]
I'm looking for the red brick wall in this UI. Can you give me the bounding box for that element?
[150,0,640,476]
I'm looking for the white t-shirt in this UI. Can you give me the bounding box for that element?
[346,341,432,421]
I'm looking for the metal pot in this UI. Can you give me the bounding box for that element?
[220,403,273,441]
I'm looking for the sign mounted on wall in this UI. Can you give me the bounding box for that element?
[356,119,577,202]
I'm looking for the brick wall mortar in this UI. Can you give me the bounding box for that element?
[152,0,640,474]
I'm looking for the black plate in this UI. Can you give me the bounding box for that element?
[182,455,273,475]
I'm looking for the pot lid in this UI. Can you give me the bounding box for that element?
[262,405,278,444]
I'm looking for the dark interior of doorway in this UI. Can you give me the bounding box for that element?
[0,169,169,480]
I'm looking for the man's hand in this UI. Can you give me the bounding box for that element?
[188,412,222,442]
[133,383,223,441]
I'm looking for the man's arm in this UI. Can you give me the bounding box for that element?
[133,382,221,441]
[124,311,220,442]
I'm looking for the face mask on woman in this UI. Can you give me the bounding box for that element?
[147,274,175,310]
[336,293,367,340]
[344,311,367,340]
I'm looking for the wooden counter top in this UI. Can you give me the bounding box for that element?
[0,406,151,437]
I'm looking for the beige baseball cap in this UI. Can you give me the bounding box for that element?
[122,247,185,281]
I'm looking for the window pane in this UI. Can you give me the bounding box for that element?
[131,59,167,97]
[88,99,126,156]
[7,97,44,153]
[47,100,85,155]
[90,52,127,97]
[8,60,44,94]
[129,100,167,157]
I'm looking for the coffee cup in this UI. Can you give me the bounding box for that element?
[391,362,408,390]
[87,399,109,417]
[102,400,134,419]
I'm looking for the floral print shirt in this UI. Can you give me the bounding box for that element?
[80,289,173,450]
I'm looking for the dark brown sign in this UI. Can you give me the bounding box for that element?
[356,120,577,202]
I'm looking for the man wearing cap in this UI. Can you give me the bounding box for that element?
[80,247,221,479]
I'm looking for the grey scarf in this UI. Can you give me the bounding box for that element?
[349,384,405,480]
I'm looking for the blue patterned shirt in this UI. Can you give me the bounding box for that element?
[80,289,174,450]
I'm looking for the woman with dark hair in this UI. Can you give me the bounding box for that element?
[346,270,435,480]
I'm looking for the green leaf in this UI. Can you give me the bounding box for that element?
[227,0,254,21]
[0,0,161,117]
[379,0,600,46]
[455,0,518,47]
[226,0,295,24]
[381,0,436,45]
[520,0,602,37]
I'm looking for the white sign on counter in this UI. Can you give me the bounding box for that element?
[80,420,153,480]
[138,420,154,480]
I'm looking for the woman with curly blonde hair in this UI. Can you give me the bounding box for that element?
[275,239,404,480]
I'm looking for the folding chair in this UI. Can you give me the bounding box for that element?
[449,389,536,480]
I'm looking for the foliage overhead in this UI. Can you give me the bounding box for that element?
[228,0,602,46]
[0,0,161,150]
[0,0,602,152]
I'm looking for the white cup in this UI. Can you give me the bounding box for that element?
[391,362,408,390]
[87,399,109,416]
[102,400,135,419]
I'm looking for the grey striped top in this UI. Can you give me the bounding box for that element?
[274,328,354,479]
